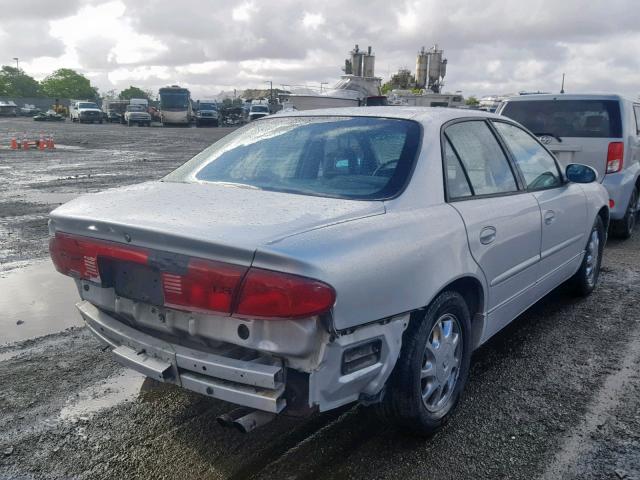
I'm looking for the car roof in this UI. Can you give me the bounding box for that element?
[502,93,637,103]
[272,106,502,124]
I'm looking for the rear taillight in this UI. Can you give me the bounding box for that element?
[50,232,335,319]
[162,259,247,315]
[235,268,336,319]
[49,232,148,282]
[606,142,624,173]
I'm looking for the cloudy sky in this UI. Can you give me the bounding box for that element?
[1,0,639,99]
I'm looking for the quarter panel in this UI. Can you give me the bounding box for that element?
[252,205,486,331]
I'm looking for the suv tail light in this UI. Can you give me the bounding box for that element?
[606,142,624,173]
[50,232,335,319]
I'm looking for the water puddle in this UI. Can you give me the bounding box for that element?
[0,260,83,345]
[59,369,146,421]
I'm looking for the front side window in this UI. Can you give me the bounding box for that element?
[634,105,640,135]
[493,122,562,190]
[445,121,518,195]
[164,116,421,200]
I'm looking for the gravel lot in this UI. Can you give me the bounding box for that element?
[0,117,639,480]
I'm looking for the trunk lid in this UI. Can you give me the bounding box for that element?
[49,181,385,265]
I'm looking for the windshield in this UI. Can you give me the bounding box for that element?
[501,99,622,138]
[160,93,189,110]
[251,106,269,112]
[79,102,98,109]
[164,116,421,200]
[127,105,145,112]
[199,103,217,110]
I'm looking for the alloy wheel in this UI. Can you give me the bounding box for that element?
[421,313,463,412]
[585,228,600,286]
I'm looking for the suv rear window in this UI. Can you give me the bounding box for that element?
[501,99,622,138]
[164,116,421,200]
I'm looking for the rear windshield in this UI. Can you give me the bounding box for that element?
[251,106,269,112]
[501,99,622,138]
[163,116,421,200]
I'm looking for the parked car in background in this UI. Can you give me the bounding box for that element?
[33,110,65,122]
[124,104,152,127]
[70,101,103,124]
[49,107,608,436]
[20,104,40,116]
[103,100,129,124]
[248,104,270,121]
[498,94,640,238]
[195,101,219,127]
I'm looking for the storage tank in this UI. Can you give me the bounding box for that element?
[427,46,443,87]
[415,46,428,89]
[351,44,364,77]
[362,46,375,77]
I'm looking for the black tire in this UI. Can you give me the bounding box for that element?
[99,120,103,124]
[376,291,472,436]
[127,120,132,127]
[611,187,638,239]
[569,215,605,296]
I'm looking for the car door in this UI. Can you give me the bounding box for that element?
[443,120,542,339]
[492,121,587,297]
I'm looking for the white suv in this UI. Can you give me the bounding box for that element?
[498,94,640,238]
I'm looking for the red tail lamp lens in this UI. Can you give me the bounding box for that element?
[49,232,148,282]
[162,259,247,315]
[235,268,336,319]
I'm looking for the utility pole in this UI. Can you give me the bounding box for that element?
[560,73,565,94]
[320,82,328,93]
[13,57,19,70]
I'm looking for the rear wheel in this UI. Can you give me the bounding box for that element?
[376,291,472,436]
[570,215,604,296]
[611,187,638,239]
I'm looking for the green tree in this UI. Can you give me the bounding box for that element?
[40,68,98,100]
[119,85,152,100]
[0,66,41,97]
[465,96,479,106]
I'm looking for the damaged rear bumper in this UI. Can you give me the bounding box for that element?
[77,300,287,413]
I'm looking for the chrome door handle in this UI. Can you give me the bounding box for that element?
[544,210,556,225]
[480,226,496,245]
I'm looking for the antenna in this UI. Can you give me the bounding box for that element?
[560,73,565,94]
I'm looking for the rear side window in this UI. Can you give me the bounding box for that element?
[634,105,640,135]
[501,99,622,138]
[445,121,518,196]
[443,138,472,198]
[493,122,562,190]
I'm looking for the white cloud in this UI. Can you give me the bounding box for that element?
[302,12,325,29]
[232,1,258,22]
[4,0,640,99]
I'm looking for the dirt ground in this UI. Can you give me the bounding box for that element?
[0,117,639,480]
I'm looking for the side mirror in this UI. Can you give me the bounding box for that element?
[566,163,597,183]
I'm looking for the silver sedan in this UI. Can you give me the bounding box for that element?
[49,107,609,435]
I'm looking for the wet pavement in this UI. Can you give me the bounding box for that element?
[0,261,81,345]
[0,117,639,479]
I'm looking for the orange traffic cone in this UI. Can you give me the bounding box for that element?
[47,134,55,149]
[22,135,29,150]
[39,133,46,150]
[10,134,18,150]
